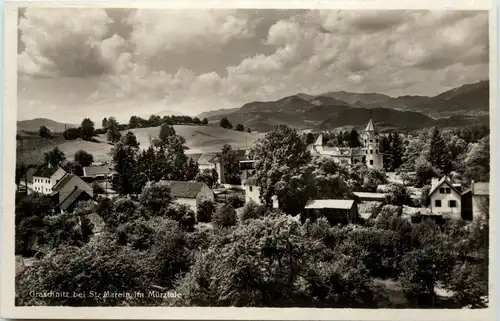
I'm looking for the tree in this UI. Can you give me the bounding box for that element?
[122,131,140,148]
[139,182,173,215]
[148,115,162,127]
[348,129,361,148]
[80,118,95,141]
[111,141,140,196]
[129,116,140,128]
[420,186,431,207]
[159,124,176,143]
[218,144,240,184]
[385,183,411,206]
[390,132,404,171]
[107,129,122,144]
[252,125,314,215]
[105,117,121,143]
[240,200,266,221]
[39,126,52,138]
[212,204,237,228]
[63,127,81,140]
[305,132,315,145]
[414,156,439,188]
[465,135,489,182]
[428,127,452,174]
[247,128,251,133]
[219,117,233,129]
[74,150,94,167]
[235,124,244,131]
[185,157,199,181]
[202,118,208,125]
[44,147,66,167]
[196,200,215,223]
[195,168,216,189]
[102,118,108,130]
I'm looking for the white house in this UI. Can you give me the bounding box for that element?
[428,176,462,220]
[187,153,225,184]
[472,181,489,221]
[309,119,384,170]
[156,180,215,213]
[243,175,279,208]
[29,166,67,195]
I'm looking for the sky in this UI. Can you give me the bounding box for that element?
[17,8,489,124]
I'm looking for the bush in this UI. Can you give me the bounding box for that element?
[63,127,81,140]
[449,262,488,308]
[212,204,237,228]
[139,182,173,214]
[92,182,105,195]
[228,194,244,209]
[240,200,266,221]
[196,200,215,223]
[39,125,52,138]
[385,183,411,206]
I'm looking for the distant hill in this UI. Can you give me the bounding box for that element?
[151,109,186,118]
[16,124,263,165]
[17,118,76,133]
[202,80,489,132]
[197,108,240,119]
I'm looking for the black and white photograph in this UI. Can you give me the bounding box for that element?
[1,0,496,319]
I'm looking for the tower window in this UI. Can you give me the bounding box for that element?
[370,140,373,143]
[369,160,373,165]
[370,150,373,154]
[376,139,379,143]
[376,149,378,153]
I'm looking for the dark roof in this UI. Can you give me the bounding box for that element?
[33,166,61,178]
[52,173,74,192]
[429,176,461,197]
[157,180,209,198]
[83,165,112,177]
[59,188,86,211]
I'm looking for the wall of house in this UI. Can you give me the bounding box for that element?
[31,168,65,194]
[176,197,198,213]
[472,195,489,221]
[430,182,461,219]
[245,184,262,205]
[199,162,224,184]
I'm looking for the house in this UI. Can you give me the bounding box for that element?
[29,165,67,195]
[462,181,489,221]
[309,119,384,170]
[472,182,489,220]
[50,173,94,213]
[82,165,114,181]
[304,199,359,225]
[243,175,279,208]
[187,153,225,184]
[157,180,214,213]
[428,176,462,220]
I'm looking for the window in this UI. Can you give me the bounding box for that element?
[364,139,367,143]
[376,139,379,143]
[369,160,373,165]
[376,149,378,154]
[370,140,373,143]
[249,186,253,192]
[439,188,445,194]
[445,188,451,194]
[449,200,457,208]
[370,150,373,154]
[435,200,442,207]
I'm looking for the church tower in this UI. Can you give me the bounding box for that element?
[362,119,383,170]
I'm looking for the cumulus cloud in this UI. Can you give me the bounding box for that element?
[18,8,489,122]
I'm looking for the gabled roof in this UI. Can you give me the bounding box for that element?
[157,180,209,198]
[186,153,203,164]
[52,173,74,192]
[472,182,489,196]
[83,165,112,177]
[305,199,354,210]
[365,119,375,132]
[32,166,61,178]
[59,188,93,211]
[429,176,461,197]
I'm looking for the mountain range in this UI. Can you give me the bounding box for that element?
[198,80,489,132]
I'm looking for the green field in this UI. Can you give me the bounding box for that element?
[16,125,264,165]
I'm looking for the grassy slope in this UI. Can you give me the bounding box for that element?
[17,124,263,165]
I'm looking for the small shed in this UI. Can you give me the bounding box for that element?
[304,199,359,225]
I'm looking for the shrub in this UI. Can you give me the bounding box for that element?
[228,194,244,209]
[139,182,173,214]
[240,200,266,221]
[196,200,215,223]
[212,204,237,228]
[385,183,411,206]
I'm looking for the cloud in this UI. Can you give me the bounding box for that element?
[18,8,123,77]
[17,9,489,122]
